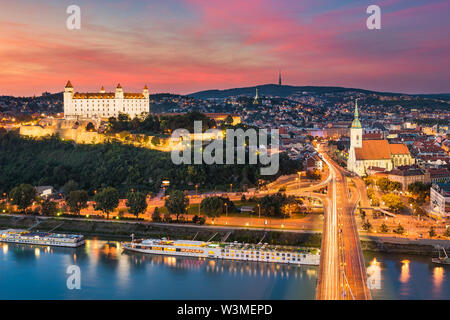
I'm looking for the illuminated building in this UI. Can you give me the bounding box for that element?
[430,183,450,217]
[347,100,414,176]
[64,81,150,120]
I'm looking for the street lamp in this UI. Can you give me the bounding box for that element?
[224,203,228,222]
[229,183,233,193]
[257,203,261,219]
[197,186,201,216]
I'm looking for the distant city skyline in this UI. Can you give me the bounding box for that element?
[0,0,449,96]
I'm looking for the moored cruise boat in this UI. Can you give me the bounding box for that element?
[0,229,85,248]
[122,238,320,265]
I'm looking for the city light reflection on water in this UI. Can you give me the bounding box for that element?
[367,258,381,290]
[365,252,450,300]
[0,239,318,299]
[433,267,444,295]
[2,240,449,300]
[400,260,410,283]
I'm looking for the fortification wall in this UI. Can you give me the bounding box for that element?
[19,119,105,144]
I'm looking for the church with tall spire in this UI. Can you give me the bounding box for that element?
[347,100,414,176]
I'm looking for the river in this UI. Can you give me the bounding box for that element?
[0,239,448,299]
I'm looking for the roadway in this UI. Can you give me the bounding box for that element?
[316,145,371,300]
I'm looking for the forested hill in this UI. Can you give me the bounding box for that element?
[187,84,399,99]
[0,132,302,196]
[416,93,450,101]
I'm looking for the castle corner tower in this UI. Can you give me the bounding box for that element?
[63,80,74,117]
[143,84,149,99]
[115,83,124,99]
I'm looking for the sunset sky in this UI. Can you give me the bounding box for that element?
[0,0,449,96]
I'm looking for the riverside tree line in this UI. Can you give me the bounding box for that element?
[2,183,304,224]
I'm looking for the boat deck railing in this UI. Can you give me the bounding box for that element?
[131,238,320,255]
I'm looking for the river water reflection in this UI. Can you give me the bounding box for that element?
[1,239,449,299]
[0,239,318,300]
[364,252,450,300]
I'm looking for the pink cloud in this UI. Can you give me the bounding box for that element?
[0,0,449,95]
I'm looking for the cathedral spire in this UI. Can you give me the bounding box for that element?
[351,99,361,128]
[278,69,282,86]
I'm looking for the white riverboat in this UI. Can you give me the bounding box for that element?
[0,229,85,248]
[122,238,320,266]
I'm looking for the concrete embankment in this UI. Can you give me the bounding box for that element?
[360,235,450,256]
[1,215,448,255]
[0,215,322,247]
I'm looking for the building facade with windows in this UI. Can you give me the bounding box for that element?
[63,81,149,120]
[387,165,430,191]
[430,183,450,217]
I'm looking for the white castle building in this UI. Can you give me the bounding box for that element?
[63,81,150,120]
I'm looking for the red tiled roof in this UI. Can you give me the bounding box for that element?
[389,143,410,155]
[389,165,424,176]
[428,168,450,178]
[419,155,450,161]
[367,166,387,172]
[355,140,391,160]
[73,93,115,99]
[72,92,144,99]
[355,140,410,160]
[123,93,145,99]
[363,133,383,140]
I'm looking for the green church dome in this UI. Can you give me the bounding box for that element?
[352,118,362,128]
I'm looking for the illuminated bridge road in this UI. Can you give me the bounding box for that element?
[316,147,371,300]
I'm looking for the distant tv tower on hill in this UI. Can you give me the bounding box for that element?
[278,70,282,86]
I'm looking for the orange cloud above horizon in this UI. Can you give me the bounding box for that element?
[0,0,449,96]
